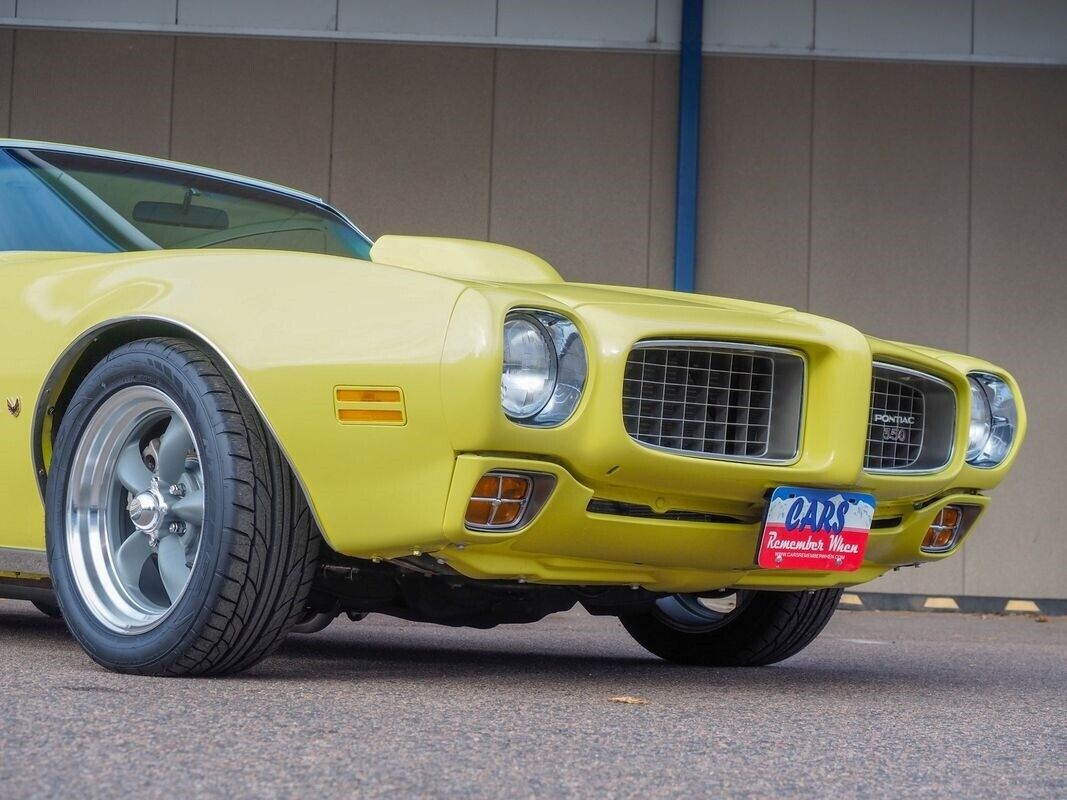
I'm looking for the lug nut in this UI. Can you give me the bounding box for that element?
[169,483,186,497]
[168,522,186,535]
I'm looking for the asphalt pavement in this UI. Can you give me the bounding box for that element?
[0,598,1063,798]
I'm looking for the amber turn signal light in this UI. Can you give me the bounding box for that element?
[465,473,532,530]
[921,506,964,552]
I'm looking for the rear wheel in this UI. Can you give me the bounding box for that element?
[45,338,320,676]
[620,589,842,666]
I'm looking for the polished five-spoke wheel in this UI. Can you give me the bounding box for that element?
[65,386,206,633]
[47,338,319,676]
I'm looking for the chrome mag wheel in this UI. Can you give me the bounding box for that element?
[653,592,753,634]
[65,385,206,634]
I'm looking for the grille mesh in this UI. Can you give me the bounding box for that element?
[865,369,925,470]
[623,346,774,458]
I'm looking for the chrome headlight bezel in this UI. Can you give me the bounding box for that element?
[501,309,587,427]
[966,372,1018,468]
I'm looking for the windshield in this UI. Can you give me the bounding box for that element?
[0,147,373,260]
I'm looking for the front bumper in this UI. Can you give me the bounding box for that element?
[436,455,989,593]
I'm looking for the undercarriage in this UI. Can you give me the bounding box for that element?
[304,553,667,631]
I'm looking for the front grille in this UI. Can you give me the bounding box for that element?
[864,364,957,472]
[865,372,925,469]
[622,342,804,462]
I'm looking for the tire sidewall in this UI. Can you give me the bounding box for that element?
[46,344,230,673]
[621,588,842,667]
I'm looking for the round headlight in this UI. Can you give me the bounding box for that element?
[501,310,587,426]
[966,373,1018,468]
[966,376,992,461]
[501,316,557,419]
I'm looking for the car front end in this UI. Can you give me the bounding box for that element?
[427,283,1025,594]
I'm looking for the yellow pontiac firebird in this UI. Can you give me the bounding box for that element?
[0,141,1026,676]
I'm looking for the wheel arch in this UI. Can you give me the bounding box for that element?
[32,317,322,536]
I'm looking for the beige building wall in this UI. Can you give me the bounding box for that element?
[2,30,1064,598]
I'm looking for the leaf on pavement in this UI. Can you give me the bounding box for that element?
[609,695,650,705]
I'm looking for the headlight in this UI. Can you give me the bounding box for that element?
[966,373,1017,467]
[501,310,586,426]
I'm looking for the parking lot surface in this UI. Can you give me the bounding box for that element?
[1,599,1063,798]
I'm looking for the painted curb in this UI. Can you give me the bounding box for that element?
[838,591,1066,616]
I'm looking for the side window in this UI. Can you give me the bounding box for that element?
[0,149,119,253]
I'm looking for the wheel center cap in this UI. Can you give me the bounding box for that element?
[127,479,169,533]
[127,491,161,532]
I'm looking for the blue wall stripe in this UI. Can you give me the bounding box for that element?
[673,0,703,293]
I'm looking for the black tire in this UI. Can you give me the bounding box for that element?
[620,589,842,667]
[45,337,320,676]
[32,600,63,619]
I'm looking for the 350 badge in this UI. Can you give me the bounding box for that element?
[757,487,877,572]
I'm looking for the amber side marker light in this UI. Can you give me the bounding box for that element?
[334,386,406,425]
[921,505,980,553]
[466,473,532,529]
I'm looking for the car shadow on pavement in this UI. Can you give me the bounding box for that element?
[0,605,986,693]
[257,625,955,693]
[0,608,70,640]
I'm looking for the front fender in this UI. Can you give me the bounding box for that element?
[14,249,467,554]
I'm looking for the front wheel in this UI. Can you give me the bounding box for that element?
[46,338,320,676]
[620,589,842,667]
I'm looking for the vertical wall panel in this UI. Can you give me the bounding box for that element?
[498,0,655,44]
[697,56,812,306]
[647,54,679,290]
[179,0,336,31]
[658,0,815,49]
[10,30,173,156]
[0,2,14,18]
[0,30,12,137]
[16,0,176,25]
[330,43,493,239]
[170,37,333,197]
[812,61,971,595]
[974,0,1067,61]
[491,49,654,285]
[338,0,496,38]
[809,61,971,354]
[964,67,1067,599]
[816,0,972,56]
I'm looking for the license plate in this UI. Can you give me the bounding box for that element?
[757,486,876,572]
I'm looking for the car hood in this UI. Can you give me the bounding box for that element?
[370,234,795,316]
[369,236,998,375]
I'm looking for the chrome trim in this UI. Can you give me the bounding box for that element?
[0,546,49,578]
[502,307,587,428]
[623,339,807,466]
[965,371,1018,470]
[633,339,802,359]
[920,504,982,553]
[865,362,957,475]
[31,315,332,544]
[0,138,374,247]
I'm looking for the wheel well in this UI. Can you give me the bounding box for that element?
[34,319,226,496]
